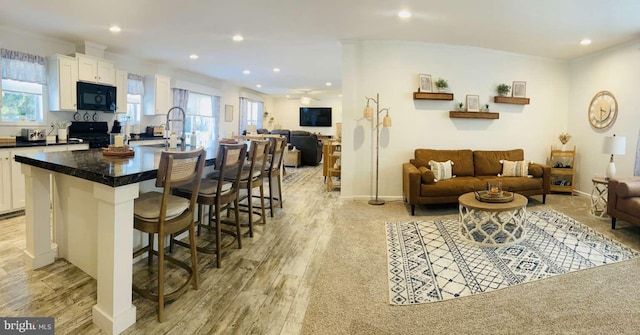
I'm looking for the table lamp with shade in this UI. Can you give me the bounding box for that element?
[603,134,626,179]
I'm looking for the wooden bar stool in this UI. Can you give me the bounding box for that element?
[132,148,205,322]
[264,136,287,216]
[173,143,247,268]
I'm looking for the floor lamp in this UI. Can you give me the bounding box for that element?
[364,93,392,205]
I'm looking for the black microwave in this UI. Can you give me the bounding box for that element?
[76,82,117,112]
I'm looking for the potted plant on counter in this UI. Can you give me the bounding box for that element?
[497,84,511,96]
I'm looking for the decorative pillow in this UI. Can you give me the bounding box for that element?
[428,160,455,181]
[500,160,529,177]
[418,166,435,184]
[410,158,430,169]
[528,164,543,178]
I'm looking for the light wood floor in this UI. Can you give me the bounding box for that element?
[0,165,338,335]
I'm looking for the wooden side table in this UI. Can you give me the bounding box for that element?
[284,147,301,167]
[590,177,608,219]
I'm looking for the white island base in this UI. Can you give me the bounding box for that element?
[22,164,139,334]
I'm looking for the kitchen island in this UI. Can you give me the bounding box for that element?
[14,145,216,335]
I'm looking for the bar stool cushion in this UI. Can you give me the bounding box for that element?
[134,191,189,221]
[176,179,233,197]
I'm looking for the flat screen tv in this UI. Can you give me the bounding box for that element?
[299,107,332,127]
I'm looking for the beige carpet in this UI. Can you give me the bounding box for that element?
[301,195,640,334]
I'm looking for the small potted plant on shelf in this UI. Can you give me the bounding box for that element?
[435,78,448,93]
[457,102,464,111]
[497,84,511,96]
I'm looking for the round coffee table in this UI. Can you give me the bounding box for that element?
[458,192,528,247]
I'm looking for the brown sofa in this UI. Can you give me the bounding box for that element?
[608,177,640,229]
[402,149,551,215]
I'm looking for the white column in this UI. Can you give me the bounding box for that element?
[91,182,138,335]
[21,164,56,269]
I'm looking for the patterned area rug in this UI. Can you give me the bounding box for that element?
[386,209,638,305]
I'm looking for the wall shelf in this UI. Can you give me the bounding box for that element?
[413,92,454,100]
[449,111,499,119]
[493,96,530,105]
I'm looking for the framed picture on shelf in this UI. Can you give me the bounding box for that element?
[419,74,432,93]
[466,95,480,112]
[224,104,234,122]
[512,81,527,98]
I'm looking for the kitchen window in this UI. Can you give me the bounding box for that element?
[124,73,144,123]
[185,92,219,148]
[1,49,47,123]
[239,97,263,133]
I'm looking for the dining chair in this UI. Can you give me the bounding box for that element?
[264,136,287,216]
[132,148,205,322]
[172,143,247,268]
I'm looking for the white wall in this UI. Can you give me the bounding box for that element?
[341,40,570,200]
[271,96,343,136]
[568,40,640,194]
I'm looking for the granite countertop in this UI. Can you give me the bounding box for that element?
[14,145,216,187]
[0,139,85,149]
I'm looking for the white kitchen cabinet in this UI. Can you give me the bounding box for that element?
[115,69,128,114]
[77,54,116,85]
[48,54,78,111]
[0,151,12,213]
[143,74,172,115]
[6,144,89,214]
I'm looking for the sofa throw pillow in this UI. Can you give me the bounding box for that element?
[500,160,529,177]
[418,166,435,184]
[428,160,455,182]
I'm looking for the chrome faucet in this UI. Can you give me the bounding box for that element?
[166,106,186,150]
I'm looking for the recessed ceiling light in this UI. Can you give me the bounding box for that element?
[109,25,121,33]
[256,84,262,88]
[398,10,412,19]
[326,82,332,86]
[273,68,280,72]
[243,70,250,75]
[232,34,244,42]
[189,54,198,60]
[580,38,592,46]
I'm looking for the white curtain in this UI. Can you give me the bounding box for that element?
[635,129,640,176]
[211,95,221,149]
[239,97,249,134]
[127,73,144,95]
[1,48,46,84]
[257,102,264,129]
[170,88,189,138]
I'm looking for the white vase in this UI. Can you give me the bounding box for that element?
[57,128,67,142]
[561,144,566,151]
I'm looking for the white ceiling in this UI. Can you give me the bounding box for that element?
[2,0,639,98]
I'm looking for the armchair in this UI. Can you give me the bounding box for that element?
[608,177,640,229]
[290,130,322,166]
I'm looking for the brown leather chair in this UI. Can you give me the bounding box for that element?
[608,177,640,229]
[132,148,206,322]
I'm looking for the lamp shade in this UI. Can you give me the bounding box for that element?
[364,106,373,119]
[382,115,392,127]
[602,136,626,155]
